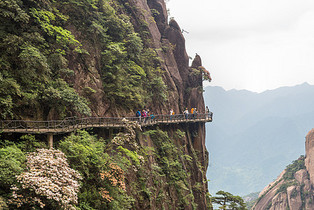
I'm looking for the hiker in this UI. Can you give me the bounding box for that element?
[144,109,149,123]
[183,108,189,119]
[205,106,210,118]
[191,107,194,119]
[142,109,147,123]
[136,110,141,122]
[194,108,198,119]
[150,112,155,122]
[170,109,174,120]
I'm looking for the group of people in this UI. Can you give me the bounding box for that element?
[183,107,198,119]
[181,106,212,119]
[135,106,212,122]
[136,108,155,123]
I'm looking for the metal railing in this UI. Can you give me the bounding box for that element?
[0,113,213,134]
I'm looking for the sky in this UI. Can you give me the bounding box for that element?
[167,0,314,92]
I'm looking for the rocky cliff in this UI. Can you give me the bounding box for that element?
[67,0,206,117]
[0,0,210,209]
[253,129,314,210]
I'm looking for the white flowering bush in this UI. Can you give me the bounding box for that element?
[8,148,82,209]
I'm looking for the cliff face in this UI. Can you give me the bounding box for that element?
[0,0,209,209]
[67,0,205,117]
[80,0,209,208]
[253,129,314,210]
[69,1,209,208]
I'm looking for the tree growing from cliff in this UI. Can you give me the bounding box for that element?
[198,66,212,82]
[212,190,246,210]
[8,148,82,209]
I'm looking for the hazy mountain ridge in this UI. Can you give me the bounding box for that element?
[204,82,314,195]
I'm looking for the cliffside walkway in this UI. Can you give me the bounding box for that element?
[0,113,212,134]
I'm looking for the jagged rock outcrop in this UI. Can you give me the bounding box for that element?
[305,129,314,187]
[253,129,314,210]
[124,1,209,208]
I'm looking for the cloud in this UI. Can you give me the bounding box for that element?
[167,0,314,92]
[169,0,314,41]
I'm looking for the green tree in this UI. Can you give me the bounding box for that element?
[59,130,134,209]
[0,0,90,120]
[212,191,246,210]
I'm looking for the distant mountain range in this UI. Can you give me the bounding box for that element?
[204,82,314,195]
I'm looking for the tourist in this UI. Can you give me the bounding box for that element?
[194,108,198,119]
[136,110,141,122]
[183,108,189,119]
[150,112,155,122]
[170,109,174,120]
[191,107,194,119]
[205,106,210,119]
[141,109,147,123]
[144,109,149,123]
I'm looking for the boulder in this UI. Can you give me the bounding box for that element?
[294,169,308,184]
[270,192,288,210]
[287,186,302,210]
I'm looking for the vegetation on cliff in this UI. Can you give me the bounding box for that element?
[0,0,167,120]
[282,155,306,181]
[0,122,208,209]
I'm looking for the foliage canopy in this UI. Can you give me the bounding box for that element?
[0,0,168,119]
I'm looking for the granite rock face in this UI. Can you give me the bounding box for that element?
[253,129,314,210]
[305,129,314,187]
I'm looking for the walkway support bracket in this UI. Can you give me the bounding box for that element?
[47,133,53,148]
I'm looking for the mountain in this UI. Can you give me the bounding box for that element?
[204,83,314,195]
[253,129,314,210]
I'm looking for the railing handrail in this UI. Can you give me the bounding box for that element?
[0,112,213,133]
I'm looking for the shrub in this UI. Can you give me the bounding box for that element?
[17,134,47,152]
[8,149,82,209]
[0,145,25,195]
[59,130,135,209]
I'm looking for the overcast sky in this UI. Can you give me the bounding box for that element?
[167,0,314,92]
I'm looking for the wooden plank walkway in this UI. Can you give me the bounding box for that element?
[0,113,212,134]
